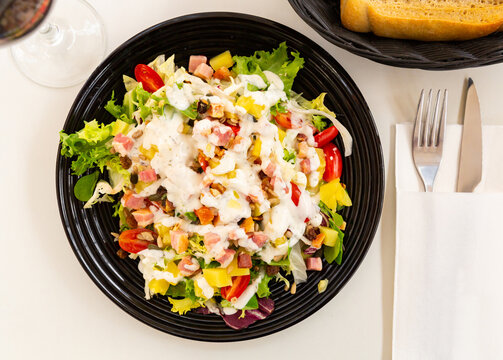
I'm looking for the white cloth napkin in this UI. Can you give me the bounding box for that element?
[393,124,503,360]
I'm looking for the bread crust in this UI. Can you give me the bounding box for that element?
[341,0,503,41]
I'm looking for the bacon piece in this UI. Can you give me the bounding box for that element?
[188,55,207,73]
[178,256,200,276]
[237,253,252,269]
[300,159,312,174]
[170,230,189,254]
[216,249,236,268]
[132,208,154,227]
[113,133,134,155]
[194,63,214,81]
[251,232,268,248]
[209,124,233,146]
[138,168,157,182]
[122,190,146,210]
[306,257,323,271]
[203,232,221,252]
[298,141,309,158]
[263,162,276,177]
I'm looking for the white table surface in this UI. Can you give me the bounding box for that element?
[1,1,502,359]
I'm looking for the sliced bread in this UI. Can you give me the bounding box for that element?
[341,0,503,41]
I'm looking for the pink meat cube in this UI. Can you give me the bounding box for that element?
[132,209,154,227]
[216,249,236,267]
[113,133,133,154]
[178,256,200,276]
[209,124,233,146]
[306,257,323,271]
[203,232,221,251]
[300,159,312,174]
[263,162,276,177]
[122,191,145,210]
[251,232,268,248]
[194,63,214,81]
[170,230,189,254]
[188,55,207,73]
[237,253,252,269]
[138,168,157,182]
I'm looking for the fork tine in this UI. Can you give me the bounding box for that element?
[413,89,425,147]
[423,89,433,147]
[436,89,448,148]
[431,90,442,146]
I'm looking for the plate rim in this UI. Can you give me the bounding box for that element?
[56,11,385,341]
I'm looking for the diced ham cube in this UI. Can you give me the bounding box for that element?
[188,55,207,73]
[194,63,214,81]
[237,253,252,269]
[122,190,146,210]
[138,168,157,182]
[298,141,309,158]
[229,228,246,240]
[300,159,312,174]
[113,133,133,155]
[207,103,224,118]
[251,232,268,248]
[178,256,200,276]
[306,257,323,271]
[170,230,189,254]
[203,232,221,252]
[263,161,276,177]
[209,124,233,146]
[216,249,236,268]
[132,208,154,227]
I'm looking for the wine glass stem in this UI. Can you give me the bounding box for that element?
[39,23,62,44]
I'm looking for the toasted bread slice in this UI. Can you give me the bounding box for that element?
[341,0,503,41]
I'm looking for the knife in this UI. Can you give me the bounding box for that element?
[457,78,483,192]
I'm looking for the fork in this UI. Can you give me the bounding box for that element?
[412,89,448,192]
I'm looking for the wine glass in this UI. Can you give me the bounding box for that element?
[1,0,106,88]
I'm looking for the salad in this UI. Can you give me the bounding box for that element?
[60,43,352,330]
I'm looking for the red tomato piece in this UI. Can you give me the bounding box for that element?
[134,64,164,93]
[314,126,339,148]
[221,275,251,301]
[118,228,156,254]
[322,143,343,182]
[198,153,208,171]
[274,111,293,129]
[226,124,240,136]
[291,182,301,206]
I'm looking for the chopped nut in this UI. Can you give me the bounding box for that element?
[269,198,280,207]
[138,154,148,161]
[137,231,154,241]
[290,282,297,295]
[210,182,226,194]
[209,188,221,197]
[119,156,132,169]
[132,130,143,139]
[296,133,308,142]
[156,236,164,248]
[110,232,120,239]
[208,103,225,118]
[116,249,128,259]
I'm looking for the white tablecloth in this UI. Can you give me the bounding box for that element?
[1,1,502,359]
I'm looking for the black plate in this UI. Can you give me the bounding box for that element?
[56,12,384,341]
[289,0,503,70]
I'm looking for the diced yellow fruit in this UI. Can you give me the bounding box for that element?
[278,128,286,144]
[252,205,262,217]
[194,281,205,299]
[250,137,262,157]
[240,217,254,233]
[148,279,170,295]
[319,179,352,209]
[111,120,130,136]
[203,268,232,287]
[227,199,241,209]
[165,261,180,279]
[226,170,236,179]
[274,236,287,247]
[134,181,149,193]
[236,96,265,119]
[209,50,234,71]
[316,148,326,172]
[320,226,339,247]
[227,257,250,277]
[154,223,170,246]
[139,145,158,160]
[208,158,220,168]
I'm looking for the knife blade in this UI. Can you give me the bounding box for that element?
[457,78,483,192]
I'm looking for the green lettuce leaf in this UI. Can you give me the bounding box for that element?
[74,171,99,201]
[232,42,304,94]
[256,275,273,298]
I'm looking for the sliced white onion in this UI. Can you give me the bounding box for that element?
[287,101,353,157]
[83,179,123,209]
[289,242,307,284]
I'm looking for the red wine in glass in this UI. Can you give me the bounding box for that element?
[0,0,53,45]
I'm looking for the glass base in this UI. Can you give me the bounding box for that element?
[11,0,106,88]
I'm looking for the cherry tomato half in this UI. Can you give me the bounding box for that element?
[134,64,164,93]
[291,182,301,206]
[274,111,293,129]
[198,153,208,172]
[118,228,156,254]
[322,143,343,182]
[314,126,339,148]
[221,274,250,301]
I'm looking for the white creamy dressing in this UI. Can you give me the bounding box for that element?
[126,63,330,301]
